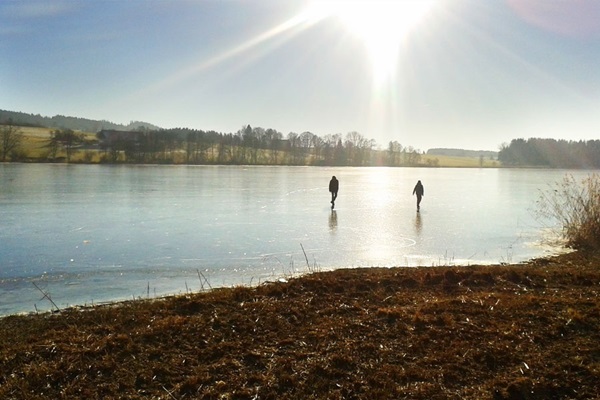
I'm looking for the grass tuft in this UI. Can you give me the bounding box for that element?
[535,173,600,250]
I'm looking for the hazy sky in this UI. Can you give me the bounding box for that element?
[2,0,600,151]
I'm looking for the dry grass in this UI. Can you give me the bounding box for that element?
[536,174,600,250]
[1,251,599,399]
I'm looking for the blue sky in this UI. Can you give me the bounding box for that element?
[2,0,600,151]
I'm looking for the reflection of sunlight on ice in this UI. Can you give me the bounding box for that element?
[364,242,395,261]
[360,170,397,208]
[362,235,416,262]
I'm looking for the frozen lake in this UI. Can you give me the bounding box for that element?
[0,164,587,315]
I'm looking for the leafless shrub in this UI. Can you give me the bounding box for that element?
[535,173,600,250]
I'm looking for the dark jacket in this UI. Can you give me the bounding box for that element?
[413,181,424,197]
[329,177,339,193]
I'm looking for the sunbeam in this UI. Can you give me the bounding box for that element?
[118,8,324,106]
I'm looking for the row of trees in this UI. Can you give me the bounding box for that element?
[4,118,600,169]
[498,138,600,168]
[100,125,423,167]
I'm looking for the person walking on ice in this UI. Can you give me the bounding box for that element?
[413,180,424,211]
[329,176,339,209]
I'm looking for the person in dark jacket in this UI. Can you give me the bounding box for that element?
[329,176,339,208]
[412,180,424,211]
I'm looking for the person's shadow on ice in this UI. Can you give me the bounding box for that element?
[414,212,422,236]
[329,210,338,232]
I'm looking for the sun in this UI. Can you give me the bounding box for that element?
[308,0,437,85]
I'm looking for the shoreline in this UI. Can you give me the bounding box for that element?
[1,250,599,399]
[0,247,562,319]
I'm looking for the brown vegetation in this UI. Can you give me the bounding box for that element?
[1,251,599,399]
[536,174,600,250]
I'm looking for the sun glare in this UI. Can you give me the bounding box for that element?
[309,0,436,84]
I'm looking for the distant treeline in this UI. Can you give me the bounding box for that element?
[1,109,426,166]
[0,109,159,133]
[498,138,600,168]
[97,126,424,167]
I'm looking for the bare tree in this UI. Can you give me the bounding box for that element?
[287,132,302,164]
[311,134,324,164]
[48,129,84,162]
[345,131,368,165]
[266,129,282,164]
[387,141,404,166]
[250,126,264,164]
[299,131,314,163]
[0,121,24,161]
